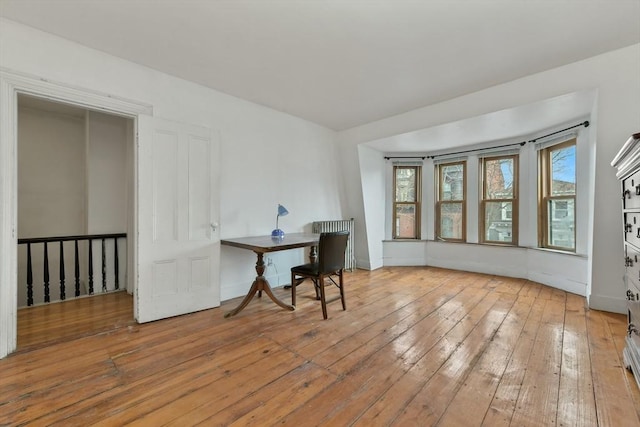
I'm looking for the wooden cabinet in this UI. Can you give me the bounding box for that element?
[612,131,640,390]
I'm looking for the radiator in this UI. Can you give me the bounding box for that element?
[312,219,355,271]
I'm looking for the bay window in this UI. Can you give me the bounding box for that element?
[538,139,576,251]
[480,155,518,245]
[436,161,466,241]
[393,165,421,239]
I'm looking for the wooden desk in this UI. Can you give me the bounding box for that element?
[221,233,319,317]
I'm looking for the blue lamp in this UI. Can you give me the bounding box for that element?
[271,204,289,239]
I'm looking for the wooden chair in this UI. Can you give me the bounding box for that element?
[290,231,349,319]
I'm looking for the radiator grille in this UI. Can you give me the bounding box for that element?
[312,219,355,271]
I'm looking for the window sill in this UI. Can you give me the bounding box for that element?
[384,239,428,242]
[526,246,587,259]
[382,239,588,258]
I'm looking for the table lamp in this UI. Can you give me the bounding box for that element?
[271,204,289,239]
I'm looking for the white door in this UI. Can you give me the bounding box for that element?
[136,116,220,322]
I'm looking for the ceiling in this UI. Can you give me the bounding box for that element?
[1,0,639,132]
[365,89,597,153]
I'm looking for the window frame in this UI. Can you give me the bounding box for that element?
[538,138,577,252]
[479,154,519,246]
[392,164,422,239]
[435,160,466,242]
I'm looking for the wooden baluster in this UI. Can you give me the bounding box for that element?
[26,243,33,306]
[88,240,94,295]
[59,241,66,301]
[114,237,119,290]
[43,242,50,303]
[74,240,80,297]
[102,238,107,292]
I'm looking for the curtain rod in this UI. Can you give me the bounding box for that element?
[384,156,426,160]
[528,120,589,143]
[426,120,590,160]
[429,141,526,159]
[384,120,590,161]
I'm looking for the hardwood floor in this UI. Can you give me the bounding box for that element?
[16,291,135,349]
[2,267,639,426]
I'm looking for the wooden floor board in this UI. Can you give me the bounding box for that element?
[557,293,597,426]
[482,291,549,426]
[393,293,517,426]
[1,268,639,426]
[318,280,481,374]
[509,291,565,426]
[352,288,506,425]
[205,361,337,427]
[436,292,535,427]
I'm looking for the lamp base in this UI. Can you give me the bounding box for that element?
[271,229,285,239]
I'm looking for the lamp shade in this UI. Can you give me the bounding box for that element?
[277,204,289,217]
[272,204,289,239]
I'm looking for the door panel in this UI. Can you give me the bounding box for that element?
[153,260,178,297]
[153,130,179,241]
[137,116,220,323]
[188,136,212,241]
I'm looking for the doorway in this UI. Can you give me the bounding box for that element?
[0,70,220,359]
[16,94,136,349]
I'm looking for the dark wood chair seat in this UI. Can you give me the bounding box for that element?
[291,231,349,319]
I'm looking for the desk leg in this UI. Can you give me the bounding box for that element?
[225,252,295,317]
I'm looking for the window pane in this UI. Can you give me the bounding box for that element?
[393,165,421,240]
[551,145,576,196]
[440,203,463,239]
[395,168,416,202]
[441,164,464,201]
[395,204,416,238]
[548,199,575,249]
[484,201,513,243]
[484,158,514,199]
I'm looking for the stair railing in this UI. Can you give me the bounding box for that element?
[17,233,126,306]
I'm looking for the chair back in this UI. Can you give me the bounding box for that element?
[317,231,349,274]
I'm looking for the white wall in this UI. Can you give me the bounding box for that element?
[17,104,86,306]
[339,43,640,313]
[0,18,343,303]
[18,105,86,237]
[86,110,129,234]
[86,110,131,295]
[357,144,386,270]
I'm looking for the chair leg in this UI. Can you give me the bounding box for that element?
[339,269,346,310]
[291,272,296,306]
[318,274,328,319]
[312,278,320,300]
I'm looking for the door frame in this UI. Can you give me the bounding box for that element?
[0,68,152,358]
